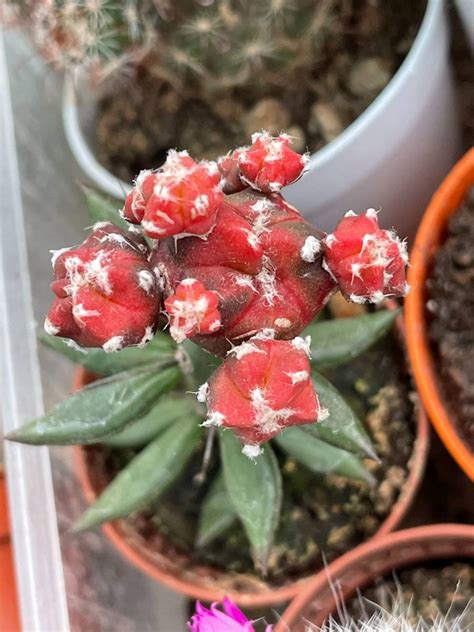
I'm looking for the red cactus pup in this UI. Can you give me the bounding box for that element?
[218,132,308,195]
[199,331,326,457]
[155,189,336,356]
[44,223,160,350]
[122,150,223,239]
[322,209,409,304]
[164,279,222,343]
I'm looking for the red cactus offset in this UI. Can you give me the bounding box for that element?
[237,132,309,194]
[153,189,336,356]
[322,209,409,304]
[164,279,222,343]
[123,150,223,239]
[199,331,325,455]
[44,223,160,350]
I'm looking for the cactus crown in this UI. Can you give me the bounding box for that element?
[6,134,409,573]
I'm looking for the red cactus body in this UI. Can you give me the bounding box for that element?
[122,151,223,239]
[45,223,160,350]
[201,332,324,453]
[153,189,336,356]
[217,146,248,195]
[164,279,222,343]
[322,209,409,303]
[238,132,308,193]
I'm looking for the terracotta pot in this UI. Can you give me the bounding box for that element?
[405,148,474,481]
[276,523,474,631]
[73,305,429,607]
[0,467,21,632]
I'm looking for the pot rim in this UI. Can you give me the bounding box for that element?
[405,148,474,481]
[72,303,429,607]
[275,523,474,631]
[62,0,439,201]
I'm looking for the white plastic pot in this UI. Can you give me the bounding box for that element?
[63,0,461,238]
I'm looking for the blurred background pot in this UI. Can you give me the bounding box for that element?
[62,0,461,238]
[275,523,474,631]
[406,148,474,481]
[72,304,430,608]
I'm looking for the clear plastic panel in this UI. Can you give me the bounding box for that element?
[1,30,187,631]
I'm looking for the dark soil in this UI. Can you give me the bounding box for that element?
[426,187,474,450]
[94,1,425,183]
[84,327,417,590]
[343,561,474,629]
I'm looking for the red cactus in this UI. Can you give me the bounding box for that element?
[200,331,325,454]
[322,209,409,304]
[44,223,160,350]
[217,146,248,195]
[164,279,222,343]
[153,189,336,356]
[122,151,223,239]
[237,132,308,193]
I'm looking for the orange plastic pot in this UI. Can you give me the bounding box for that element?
[73,305,429,608]
[405,148,474,480]
[0,467,21,632]
[276,523,474,631]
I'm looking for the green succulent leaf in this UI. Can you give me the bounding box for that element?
[39,331,176,376]
[181,340,222,387]
[219,430,282,572]
[7,365,181,445]
[303,372,376,460]
[196,471,238,548]
[82,184,128,229]
[274,427,375,485]
[103,394,198,448]
[74,416,202,531]
[306,309,399,368]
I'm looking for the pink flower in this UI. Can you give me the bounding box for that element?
[187,597,272,631]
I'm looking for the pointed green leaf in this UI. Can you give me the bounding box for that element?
[82,185,128,229]
[306,309,399,368]
[103,394,197,448]
[303,372,376,460]
[7,365,181,445]
[275,427,374,484]
[74,416,202,530]
[40,330,176,375]
[196,471,238,548]
[219,430,282,571]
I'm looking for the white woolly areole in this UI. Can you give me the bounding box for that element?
[44,318,59,335]
[365,207,379,220]
[349,293,368,304]
[197,382,209,403]
[93,221,110,230]
[202,411,226,427]
[344,210,357,217]
[252,328,276,341]
[138,326,154,348]
[138,270,155,294]
[256,255,279,305]
[324,233,338,249]
[235,275,257,292]
[286,370,309,385]
[242,444,263,459]
[300,235,321,262]
[291,335,312,358]
[102,336,124,353]
[72,303,100,324]
[64,250,113,297]
[274,318,292,329]
[228,341,265,360]
[250,386,294,435]
[50,246,72,267]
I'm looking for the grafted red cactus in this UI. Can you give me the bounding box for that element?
[45,223,160,350]
[218,132,308,195]
[322,209,409,304]
[122,150,223,239]
[153,189,336,356]
[200,331,325,454]
[164,279,222,343]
